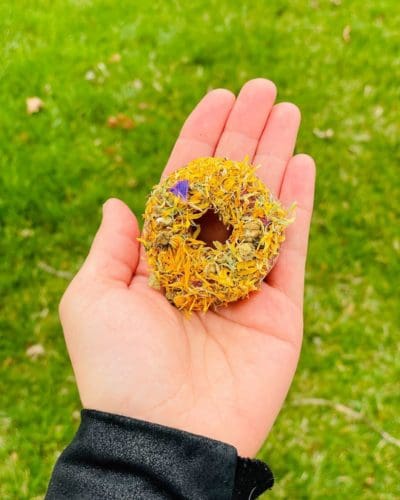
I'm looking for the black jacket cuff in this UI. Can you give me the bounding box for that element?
[46,409,273,499]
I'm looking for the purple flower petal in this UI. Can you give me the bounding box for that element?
[170,180,189,200]
[260,217,272,228]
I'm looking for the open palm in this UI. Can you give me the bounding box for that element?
[60,79,315,457]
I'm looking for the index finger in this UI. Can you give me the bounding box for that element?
[161,89,235,179]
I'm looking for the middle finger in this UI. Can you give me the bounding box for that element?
[214,78,277,161]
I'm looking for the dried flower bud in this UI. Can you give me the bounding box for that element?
[237,242,256,261]
[155,232,170,247]
[243,219,264,242]
[156,216,173,227]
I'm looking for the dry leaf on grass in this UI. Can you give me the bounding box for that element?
[85,62,109,83]
[26,343,45,359]
[132,78,143,90]
[342,25,351,43]
[103,145,119,156]
[313,127,334,139]
[26,97,44,114]
[109,53,121,63]
[20,228,34,238]
[85,70,96,81]
[107,114,135,129]
[72,410,81,421]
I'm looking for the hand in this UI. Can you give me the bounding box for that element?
[60,79,316,457]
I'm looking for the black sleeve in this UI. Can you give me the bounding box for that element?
[45,409,273,499]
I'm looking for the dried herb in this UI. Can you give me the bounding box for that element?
[139,157,294,314]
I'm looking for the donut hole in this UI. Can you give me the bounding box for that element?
[195,209,232,248]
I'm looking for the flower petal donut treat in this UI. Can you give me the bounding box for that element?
[140,157,293,313]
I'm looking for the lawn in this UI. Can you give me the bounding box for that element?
[1,0,399,498]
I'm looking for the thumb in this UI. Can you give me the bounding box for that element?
[80,198,140,285]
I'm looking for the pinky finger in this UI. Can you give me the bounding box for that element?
[267,154,316,307]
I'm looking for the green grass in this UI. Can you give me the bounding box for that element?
[1,0,399,497]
